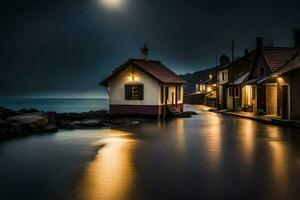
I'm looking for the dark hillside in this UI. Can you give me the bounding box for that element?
[180,67,216,94]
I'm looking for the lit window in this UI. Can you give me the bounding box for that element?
[125,84,143,100]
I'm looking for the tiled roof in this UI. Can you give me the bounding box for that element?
[258,49,300,83]
[261,47,298,72]
[100,58,186,86]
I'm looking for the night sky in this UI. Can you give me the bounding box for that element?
[1,0,300,98]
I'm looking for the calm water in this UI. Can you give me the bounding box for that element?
[1,105,300,200]
[0,98,109,113]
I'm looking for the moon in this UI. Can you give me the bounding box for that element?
[100,0,124,9]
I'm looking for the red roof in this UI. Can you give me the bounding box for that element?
[256,49,300,84]
[100,59,185,86]
[261,47,298,72]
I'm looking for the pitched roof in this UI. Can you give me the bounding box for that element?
[100,58,186,86]
[257,49,300,83]
[261,47,298,72]
[271,49,300,76]
[228,72,250,85]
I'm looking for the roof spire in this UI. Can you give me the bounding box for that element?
[140,44,149,61]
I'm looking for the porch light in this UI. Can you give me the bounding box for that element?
[209,74,213,79]
[277,77,283,82]
[128,75,136,82]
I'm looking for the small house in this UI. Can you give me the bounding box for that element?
[216,47,256,110]
[100,46,185,117]
[196,74,217,107]
[251,48,300,119]
[245,42,298,117]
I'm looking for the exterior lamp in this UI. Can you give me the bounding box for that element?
[209,74,213,79]
[277,77,283,82]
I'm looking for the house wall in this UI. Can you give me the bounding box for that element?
[226,86,242,110]
[218,69,229,85]
[251,53,271,79]
[217,69,228,109]
[290,70,300,120]
[108,65,184,115]
[109,65,159,106]
[228,59,253,81]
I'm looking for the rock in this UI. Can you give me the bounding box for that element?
[43,124,58,132]
[70,121,81,129]
[67,119,105,129]
[7,112,49,129]
[57,110,108,121]
[0,107,22,119]
[19,108,40,114]
[80,119,105,128]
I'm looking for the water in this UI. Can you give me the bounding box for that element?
[1,105,300,200]
[0,98,109,113]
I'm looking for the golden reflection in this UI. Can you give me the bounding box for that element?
[175,119,186,156]
[269,141,289,199]
[77,130,138,200]
[238,120,255,169]
[203,114,222,171]
[266,126,282,139]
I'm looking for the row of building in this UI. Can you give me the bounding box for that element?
[196,38,300,120]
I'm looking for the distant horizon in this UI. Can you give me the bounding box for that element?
[0,96,109,100]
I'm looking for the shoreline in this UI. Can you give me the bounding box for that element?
[0,106,196,141]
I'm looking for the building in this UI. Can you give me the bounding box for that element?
[196,74,217,106]
[245,43,298,118]
[250,48,300,119]
[100,46,185,117]
[216,47,256,110]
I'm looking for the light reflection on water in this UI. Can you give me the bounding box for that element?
[77,130,138,200]
[1,107,300,200]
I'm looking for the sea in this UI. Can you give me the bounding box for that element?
[0,98,109,113]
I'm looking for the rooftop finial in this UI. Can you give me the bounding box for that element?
[140,44,149,61]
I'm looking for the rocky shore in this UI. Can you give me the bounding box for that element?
[0,107,197,140]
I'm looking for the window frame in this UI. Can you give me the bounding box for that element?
[125,84,144,100]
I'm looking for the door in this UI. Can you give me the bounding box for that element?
[282,85,288,119]
[165,87,169,105]
[266,84,277,115]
